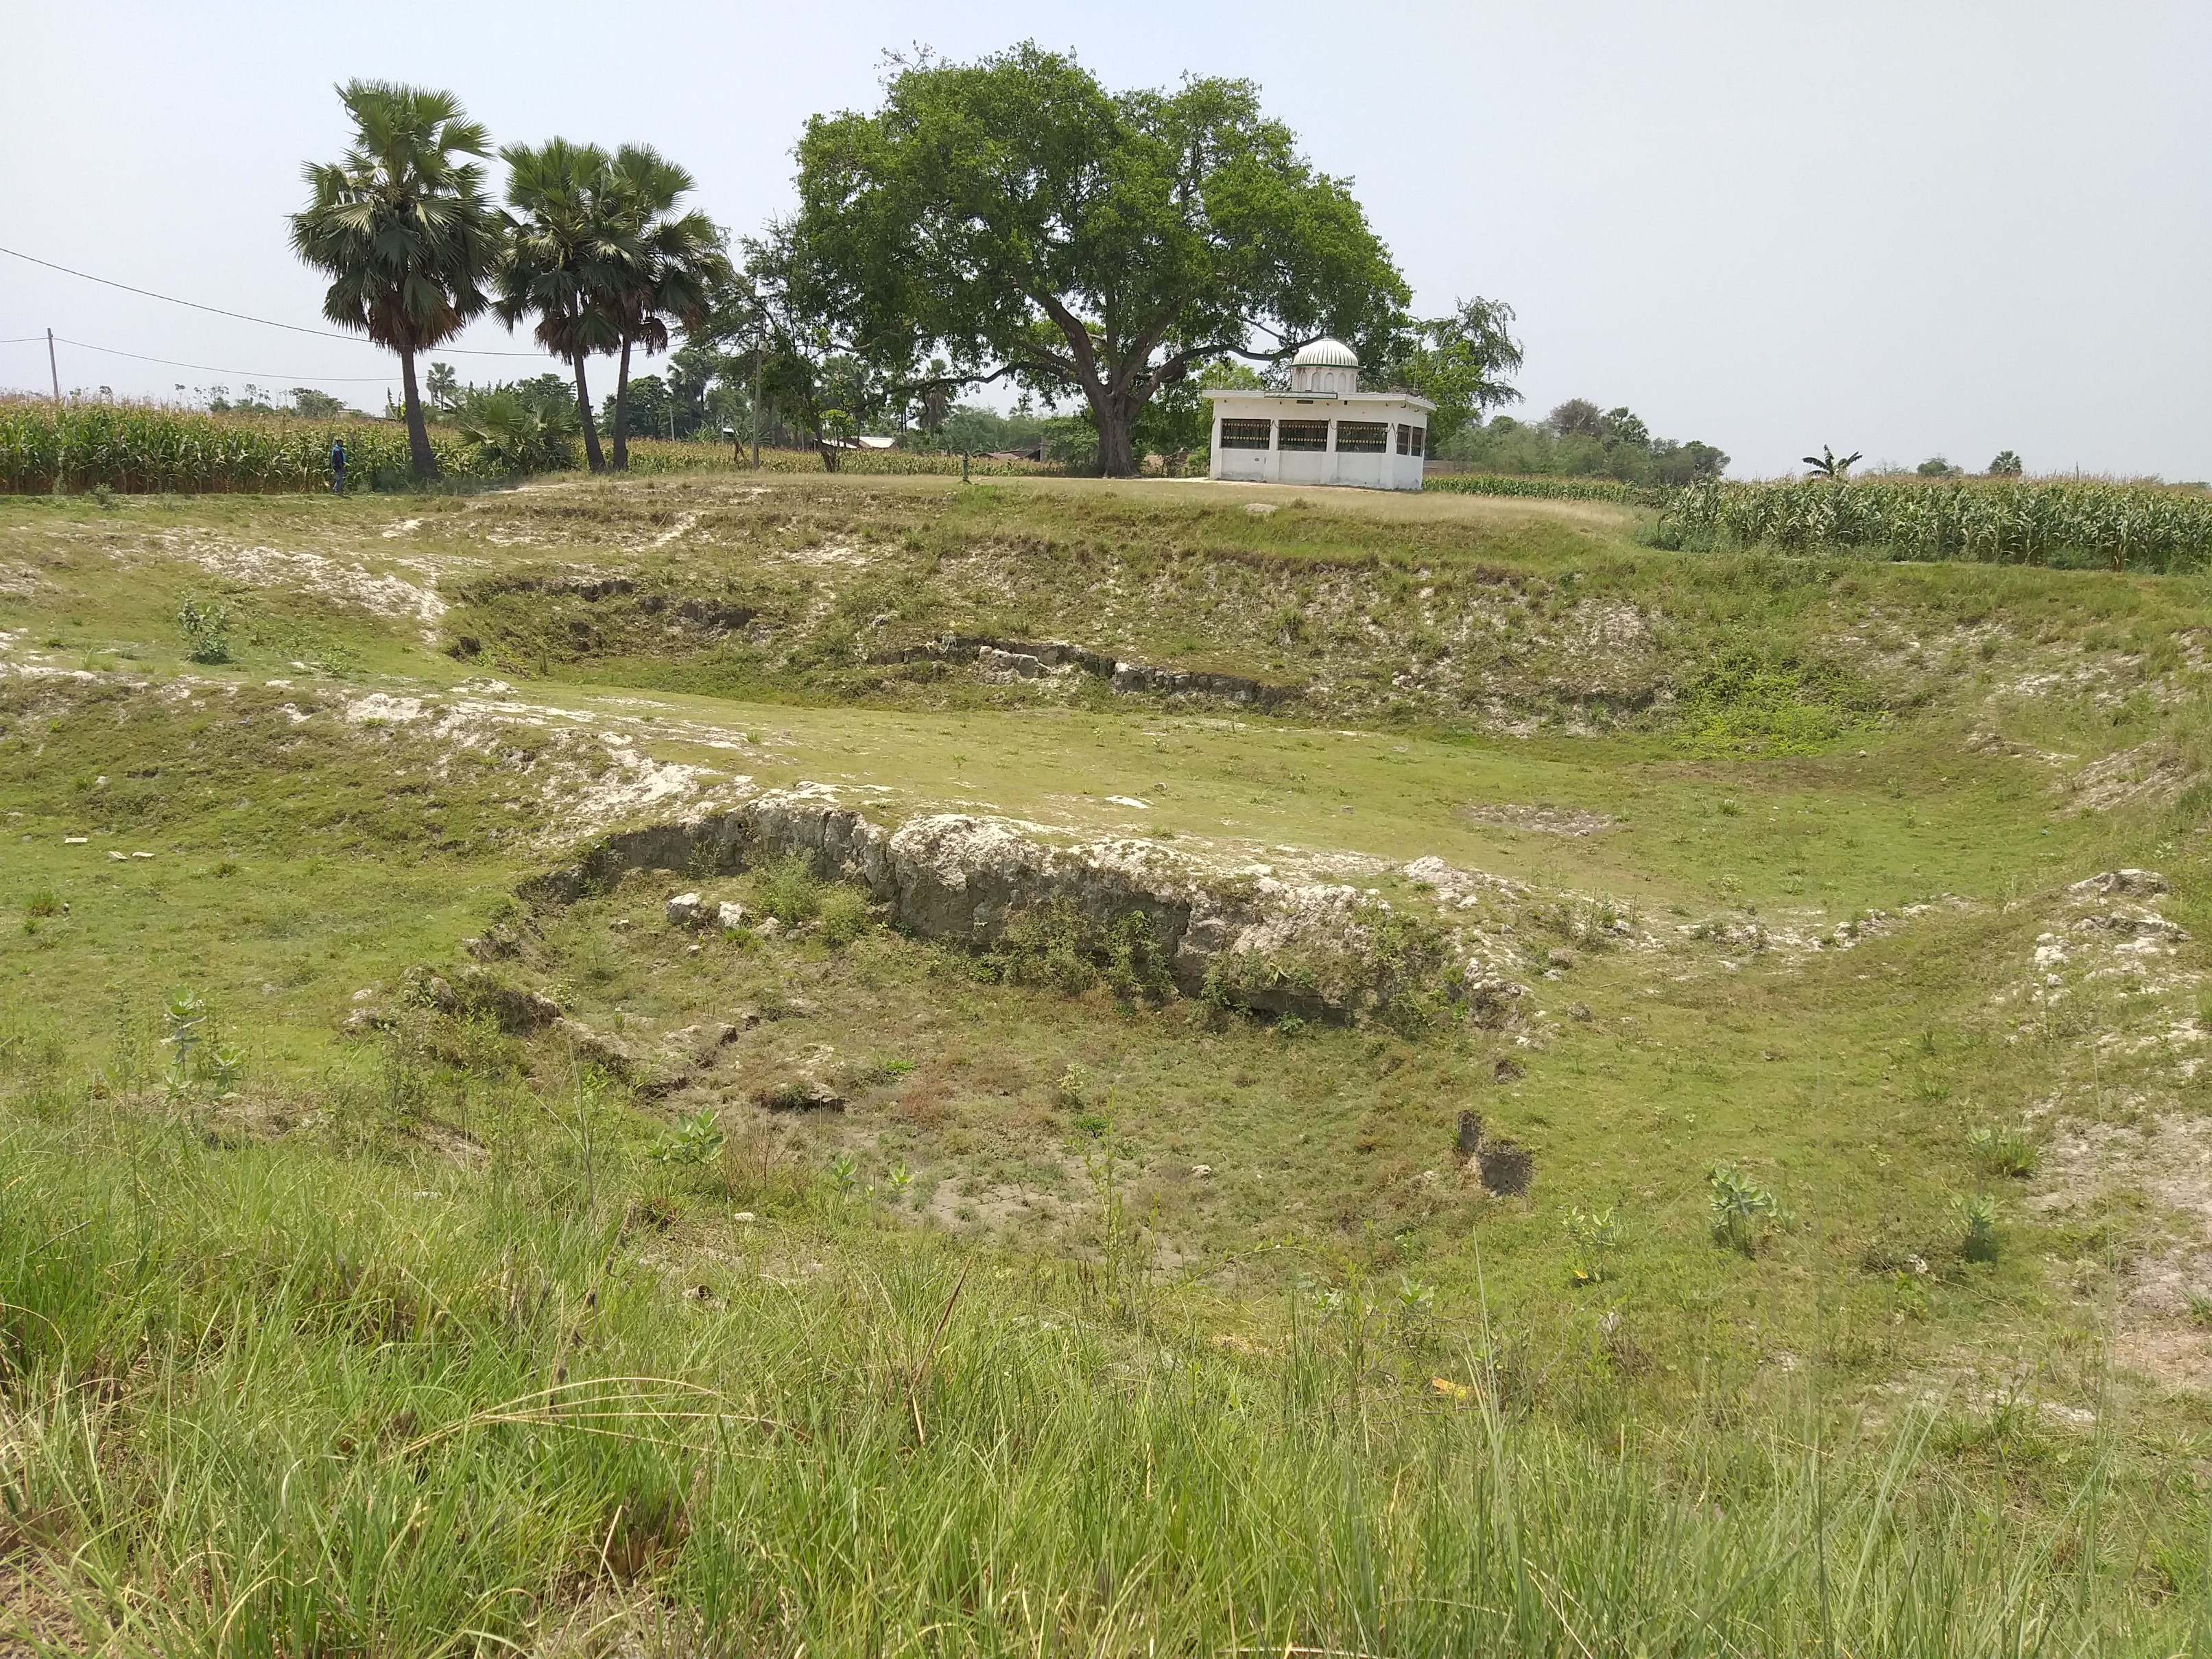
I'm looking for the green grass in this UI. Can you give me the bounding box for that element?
[1,1103,2200,1656]
[4,473,2212,1651]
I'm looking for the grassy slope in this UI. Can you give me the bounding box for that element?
[2,476,2210,1653]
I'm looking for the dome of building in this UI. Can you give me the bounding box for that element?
[1292,337,1359,368]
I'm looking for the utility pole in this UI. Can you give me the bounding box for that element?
[47,329,60,403]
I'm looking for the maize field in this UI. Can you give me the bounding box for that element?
[1425,473,1667,505]
[622,439,1056,477]
[0,403,1062,494]
[1656,477,2212,572]
[0,401,506,494]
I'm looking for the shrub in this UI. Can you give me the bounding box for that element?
[178,597,232,664]
[816,887,875,948]
[752,856,824,928]
[979,899,1174,1001]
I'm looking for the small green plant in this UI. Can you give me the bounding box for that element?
[162,987,208,1090]
[1952,1191,2001,1263]
[1562,1205,1623,1284]
[1708,1164,1779,1256]
[1055,1064,1091,1110]
[828,1151,859,1195]
[89,482,119,510]
[209,1046,245,1095]
[2185,1289,2212,1330]
[177,597,232,664]
[23,890,60,919]
[1396,1274,1436,1314]
[886,1162,914,1199]
[652,1106,724,1165]
[1967,1124,2039,1179]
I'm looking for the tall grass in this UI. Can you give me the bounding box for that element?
[1657,476,2212,571]
[0,400,500,494]
[1,1095,2200,1656]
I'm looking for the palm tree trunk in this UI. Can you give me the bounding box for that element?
[399,346,439,481]
[610,335,633,471]
[573,354,604,474]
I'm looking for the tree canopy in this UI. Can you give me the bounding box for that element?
[1440,398,1728,486]
[790,44,1411,475]
[1372,298,1523,446]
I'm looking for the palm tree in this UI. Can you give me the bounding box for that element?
[602,147,729,469]
[494,139,629,473]
[290,82,499,481]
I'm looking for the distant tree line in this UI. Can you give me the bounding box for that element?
[1436,398,1730,486]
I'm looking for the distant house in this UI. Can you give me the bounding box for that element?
[837,434,900,451]
[1202,339,1431,492]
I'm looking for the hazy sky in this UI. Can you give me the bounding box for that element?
[4,1,2207,478]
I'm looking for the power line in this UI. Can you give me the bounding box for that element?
[37,335,402,383]
[0,242,549,357]
[0,335,47,345]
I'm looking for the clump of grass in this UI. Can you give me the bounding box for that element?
[1967,1123,2040,1179]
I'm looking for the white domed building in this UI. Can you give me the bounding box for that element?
[1203,339,1433,491]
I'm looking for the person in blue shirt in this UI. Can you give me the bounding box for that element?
[330,437,346,494]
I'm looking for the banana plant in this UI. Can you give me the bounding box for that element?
[1801,444,1863,481]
